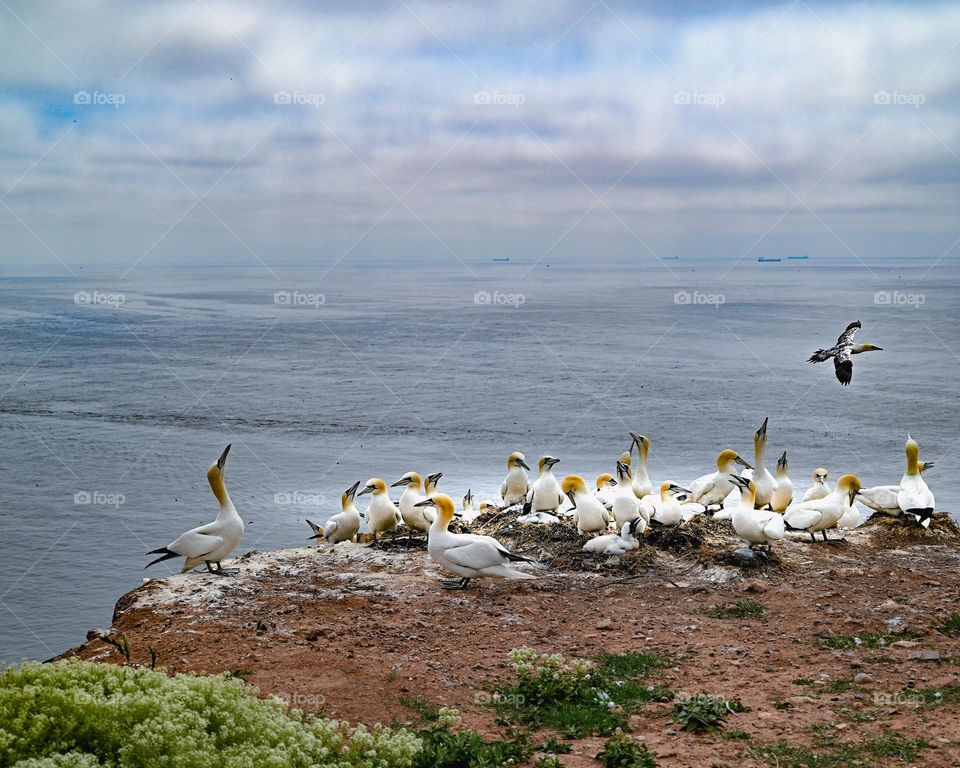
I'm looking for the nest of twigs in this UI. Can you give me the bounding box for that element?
[859,512,960,548]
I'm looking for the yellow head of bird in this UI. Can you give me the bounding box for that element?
[206,444,231,506]
[618,450,632,467]
[342,480,361,509]
[539,455,560,473]
[835,474,862,504]
[813,467,829,484]
[416,493,455,526]
[629,433,650,460]
[595,472,616,491]
[508,451,530,471]
[358,477,388,496]
[717,449,751,471]
[391,471,422,490]
[904,436,920,473]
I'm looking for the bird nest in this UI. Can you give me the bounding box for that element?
[859,512,960,548]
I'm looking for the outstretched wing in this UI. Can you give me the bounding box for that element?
[836,320,861,346]
[834,353,853,385]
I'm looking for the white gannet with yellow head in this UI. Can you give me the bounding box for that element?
[595,472,618,510]
[750,417,778,509]
[424,471,443,499]
[527,455,564,513]
[730,476,786,548]
[784,473,861,542]
[898,435,936,527]
[501,451,531,507]
[628,433,654,498]
[357,477,401,545]
[689,448,752,513]
[583,518,645,555]
[802,468,831,502]
[770,451,793,513]
[460,488,481,523]
[417,493,536,589]
[146,444,244,575]
[612,460,643,528]
[392,471,431,536]
[307,480,362,545]
[645,481,689,527]
[860,460,934,516]
[562,474,610,535]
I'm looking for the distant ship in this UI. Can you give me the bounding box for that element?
[492,257,510,262]
[788,254,810,260]
[661,256,679,261]
[757,257,782,263]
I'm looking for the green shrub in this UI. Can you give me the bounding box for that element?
[705,601,766,620]
[0,660,419,768]
[749,732,930,766]
[938,613,960,636]
[671,694,747,732]
[410,726,533,768]
[596,732,658,767]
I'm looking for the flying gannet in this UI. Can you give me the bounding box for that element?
[500,451,531,507]
[802,468,831,502]
[307,480,362,545]
[783,473,861,542]
[583,518,644,555]
[526,455,564,513]
[357,477,401,545]
[749,418,777,509]
[628,433,654,498]
[898,436,936,527]
[807,320,882,386]
[417,494,536,589]
[730,475,786,549]
[689,449,752,513]
[146,444,244,576]
[770,452,793,513]
[562,474,611,536]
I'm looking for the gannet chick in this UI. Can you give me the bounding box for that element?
[898,435,936,527]
[357,477,401,545]
[802,468,831,502]
[595,473,618,510]
[146,445,243,576]
[689,449,752,512]
[807,320,882,386]
[307,480,362,545]
[424,471,443,499]
[392,471,431,540]
[750,417,777,509]
[628,433,654,498]
[648,482,689,527]
[770,452,793,513]
[562,474,610,536]
[859,461,933,516]
[417,494,536,589]
[784,473,861,542]
[730,476,785,549]
[500,451,531,507]
[583,518,644,555]
[611,461,643,528]
[517,511,561,525]
[527,456,564,513]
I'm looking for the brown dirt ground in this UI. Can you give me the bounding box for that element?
[60,514,960,768]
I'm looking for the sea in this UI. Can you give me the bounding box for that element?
[1,255,957,663]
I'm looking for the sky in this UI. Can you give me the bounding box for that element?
[0,0,958,276]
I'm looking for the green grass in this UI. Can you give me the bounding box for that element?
[908,684,960,707]
[491,648,673,738]
[534,757,564,768]
[938,613,960,636]
[817,632,915,650]
[671,694,748,732]
[596,732,659,767]
[539,736,572,754]
[749,732,931,767]
[396,694,442,722]
[723,729,753,740]
[705,600,766,620]
[410,726,535,768]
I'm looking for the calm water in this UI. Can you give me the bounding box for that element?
[1,256,958,663]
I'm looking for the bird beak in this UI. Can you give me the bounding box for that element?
[756,417,768,440]
[414,498,437,508]
[216,444,231,471]
[735,455,752,469]
[609,478,618,486]
[670,484,692,495]
[565,490,577,509]
[429,472,443,483]
[546,458,560,468]
[390,477,411,488]
[346,480,360,499]
[357,484,374,496]
[516,458,530,470]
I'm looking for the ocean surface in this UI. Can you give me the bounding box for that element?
[1,255,957,663]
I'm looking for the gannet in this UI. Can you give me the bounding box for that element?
[859,461,933,516]
[628,433,654,498]
[392,471,431,539]
[689,449,752,512]
[424,471,443,499]
[646,482,689,527]
[783,473,861,542]
[307,480,362,545]
[527,455,564,513]
[898,436,936,527]
[460,489,481,523]
[357,477,401,545]
[594,473,618,510]
[517,511,561,525]
[770,451,793,513]
[750,418,777,509]
[836,501,861,530]
[500,451,531,507]
[611,461,643,528]
[807,320,883,386]
[146,445,244,576]
[562,474,610,536]
[730,476,786,549]
[583,518,644,555]
[802,468,831,502]
[416,494,536,589]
